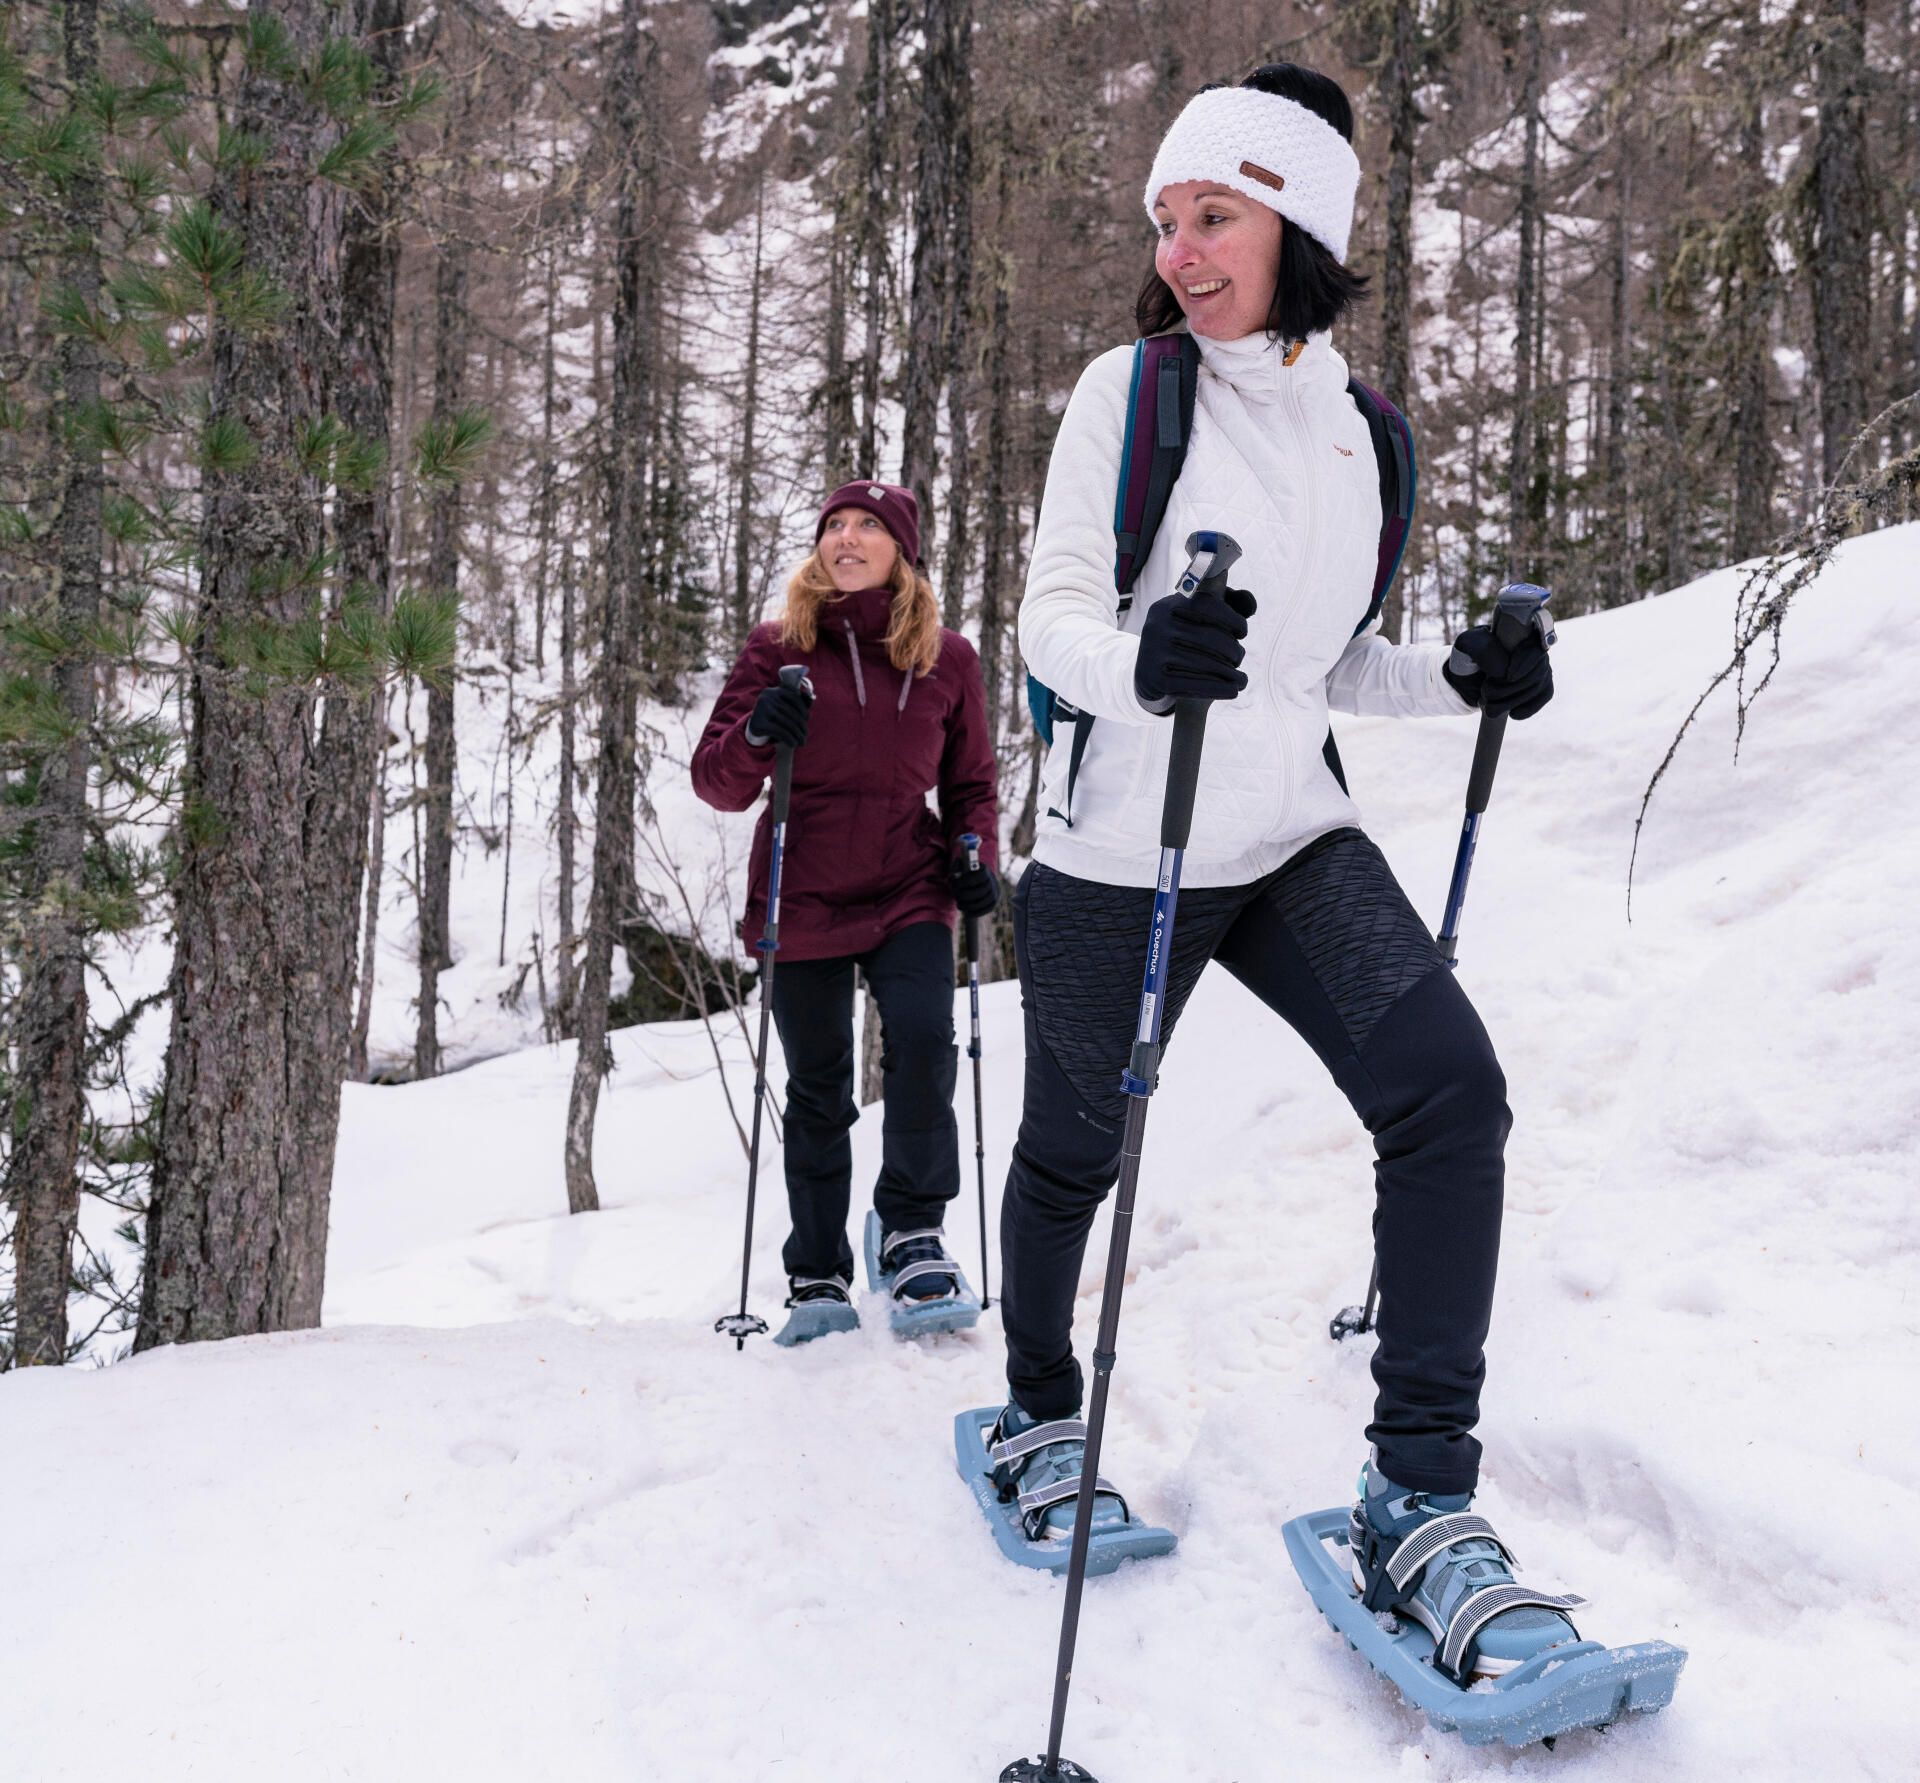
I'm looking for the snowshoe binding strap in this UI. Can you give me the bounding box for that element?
[1385,1512,1515,1591]
[988,1418,1088,1469]
[785,1276,851,1308]
[879,1227,956,1298]
[1438,1582,1589,1681]
[1017,1473,1131,1536]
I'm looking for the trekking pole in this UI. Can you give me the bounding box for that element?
[715,664,814,1351]
[960,831,991,1311]
[1002,531,1241,1783]
[1329,583,1554,1344]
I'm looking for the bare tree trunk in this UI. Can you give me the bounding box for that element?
[860,976,884,1106]
[557,544,579,1033]
[339,0,405,1087]
[857,0,892,477]
[1603,148,1632,606]
[1731,51,1776,561]
[1377,0,1416,642]
[138,0,354,1349]
[938,0,974,628]
[8,0,103,1365]
[823,196,855,490]
[565,0,655,1215]
[732,178,765,653]
[901,0,959,541]
[534,239,558,673]
[1808,0,1873,483]
[415,234,468,1079]
[978,151,1013,748]
[1505,7,1543,580]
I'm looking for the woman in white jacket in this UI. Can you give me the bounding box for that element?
[979,65,1570,1687]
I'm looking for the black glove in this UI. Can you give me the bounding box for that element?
[746,680,811,749]
[1134,583,1258,709]
[1443,622,1554,721]
[950,852,999,919]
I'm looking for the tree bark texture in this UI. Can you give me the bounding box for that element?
[1603,153,1632,606]
[138,0,356,1349]
[900,0,959,547]
[8,0,103,1366]
[1731,64,1776,561]
[978,161,1012,751]
[1808,0,1873,484]
[415,233,468,1079]
[1505,8,1542,582]
[822,197,855,491]
[1377,0,1416,642]
[557,548,578,1033]
[565,0,654,1215]
[732,182,764,653]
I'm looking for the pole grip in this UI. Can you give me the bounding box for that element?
[771,743,795,825]
[958,831,982,963]
[1463,709,1507,816]
[1159,702,1208,850]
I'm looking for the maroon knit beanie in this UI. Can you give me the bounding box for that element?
[815,481,921,570]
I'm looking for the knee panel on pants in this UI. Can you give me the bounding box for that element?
[1355,967,1512,1171]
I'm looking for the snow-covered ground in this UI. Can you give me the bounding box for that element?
[6,527,1919,1780]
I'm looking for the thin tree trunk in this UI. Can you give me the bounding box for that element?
[1731,53,1776,561]
[938,0,974,628]
[823,196,855,490]
[858,0,892,477]
[565,0,654,1215]
[339,0,405,1086]
[415,233,468,1079]
[8,0,103,1366]
[901,0,959,551]
[733,179,765,653]
[1604,154,1632,606]
[557,543,578,1033]
[1808,0,1873,483]
[1505,7,1543,580]
[978,149,1013,749]
[138,0,354,1349]
[1378,0,1416,642]
[534,238,558,673]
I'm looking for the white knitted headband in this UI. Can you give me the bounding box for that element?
[1143,86,1361,264]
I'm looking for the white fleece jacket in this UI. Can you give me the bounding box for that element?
[1019,327,1470,889]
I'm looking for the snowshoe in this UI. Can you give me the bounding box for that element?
[772,1275,859,1347]
[1282,1460,1685,1747]
[863,1211,980,1337]
[953,1403,1177,1575]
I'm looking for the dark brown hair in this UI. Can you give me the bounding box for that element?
[1136,63,1371,342]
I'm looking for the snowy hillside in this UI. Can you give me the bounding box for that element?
[5,527,1918,1782]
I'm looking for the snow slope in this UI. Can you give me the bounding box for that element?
[5,527,1919,1781]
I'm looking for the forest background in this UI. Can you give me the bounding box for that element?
[0,0,1912,1369]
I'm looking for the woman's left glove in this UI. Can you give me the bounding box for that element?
[1443,621,1554,720]
[949,852,1000,919]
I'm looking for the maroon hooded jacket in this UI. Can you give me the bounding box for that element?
[692,585,1000,962]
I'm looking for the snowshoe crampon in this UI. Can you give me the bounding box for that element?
[953,1406,1176,1575]
[772,1277,859,1347]
[864,1211,980,1337]
[1282,1506,1685,1747]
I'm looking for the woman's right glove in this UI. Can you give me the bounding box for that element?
[1442,621,1554,720]
[745,680,812,749]
[1134,582,1259,710]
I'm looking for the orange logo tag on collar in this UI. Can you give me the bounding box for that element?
[1282,339,1307,367]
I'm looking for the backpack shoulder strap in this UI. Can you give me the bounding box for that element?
[1344,376,1417,638]
[1049,334,1199,827]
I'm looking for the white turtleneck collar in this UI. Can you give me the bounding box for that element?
[1190,327,1337,401]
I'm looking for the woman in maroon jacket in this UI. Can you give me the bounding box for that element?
[692,482,1000,1339]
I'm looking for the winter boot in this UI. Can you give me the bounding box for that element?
[862,1211,980,1336]
[772,1273,859,1347]
[1348,1454,1582,1683]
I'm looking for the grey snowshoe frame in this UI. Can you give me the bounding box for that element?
[1283,1506,1686,1747]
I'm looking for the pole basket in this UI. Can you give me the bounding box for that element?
[713,1312,768,1344]
[1000,1759,1099,1782]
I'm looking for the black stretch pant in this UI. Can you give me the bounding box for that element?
[770,920,960,1282]
[1001,831,1510,1497]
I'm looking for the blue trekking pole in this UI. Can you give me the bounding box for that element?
[1329,583,1554,1343]
[716,664,814,1350]
[959,831,991,1310]
[1002,532,1242,1783]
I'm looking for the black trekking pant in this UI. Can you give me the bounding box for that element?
[770,919,960,1282]
[1001,831,1509,1497]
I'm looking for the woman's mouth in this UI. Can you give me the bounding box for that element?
[1183,277,1228,298]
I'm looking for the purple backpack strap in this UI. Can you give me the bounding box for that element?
[1345,376,1417,636]
[1112,334,1201,597]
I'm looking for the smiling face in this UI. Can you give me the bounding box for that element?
[1152,181,1284,342]
[819,507,901,592]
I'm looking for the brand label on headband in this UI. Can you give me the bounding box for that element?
[1239,160,1286,193]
